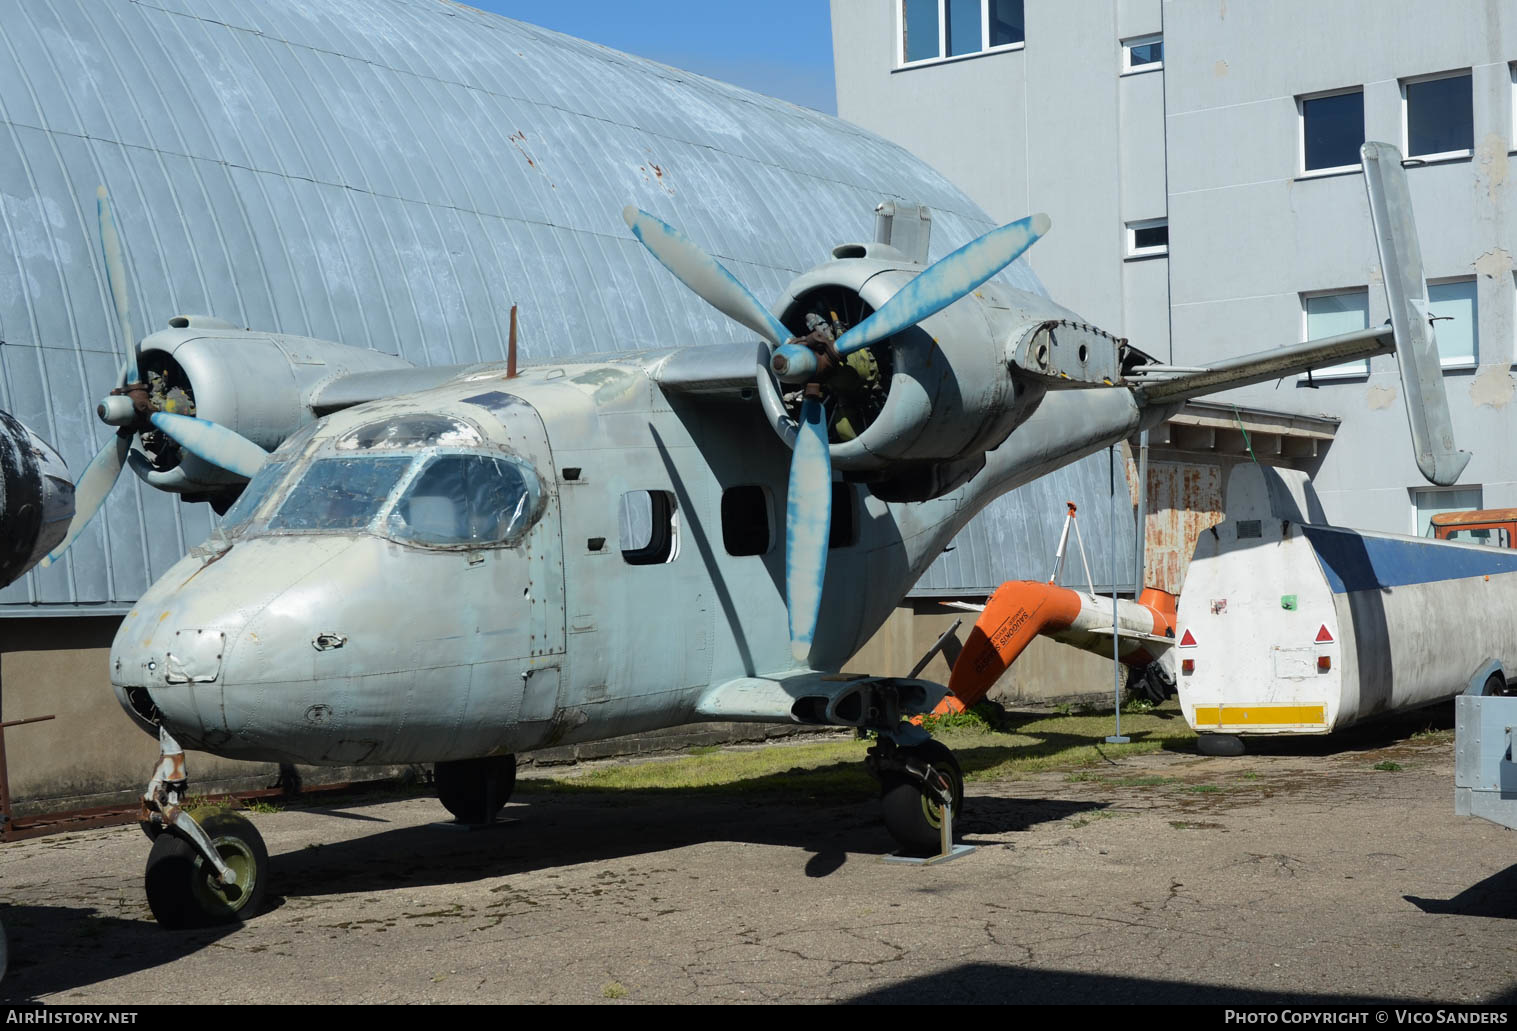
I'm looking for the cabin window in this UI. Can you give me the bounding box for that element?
[268,457,413,532]
[1298,88,1364,174]
[387,454,541,547]
[722,486,771,556]
[620,490,678,565]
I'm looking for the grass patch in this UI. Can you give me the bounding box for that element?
[1373,760,1403,772]
[1184,784,1223,794]
[244,800,283,814]
[524,700,1196,798]
[603,982,628,1000]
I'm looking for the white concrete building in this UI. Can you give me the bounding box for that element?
[832,0,1517,538]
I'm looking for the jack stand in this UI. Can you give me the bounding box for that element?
[882,801,976,866]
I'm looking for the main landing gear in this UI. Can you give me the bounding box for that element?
[434,754,517,825]
[867,734,970,860]
[139,727,269,928]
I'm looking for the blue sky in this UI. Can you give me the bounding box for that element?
[466,1,839,114]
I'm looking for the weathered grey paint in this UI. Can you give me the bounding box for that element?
[0,0,1134,612]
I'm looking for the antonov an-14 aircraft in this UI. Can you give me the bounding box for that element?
[37,143,1462,927]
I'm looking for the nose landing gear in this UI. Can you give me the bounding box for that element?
[138,727,269,928]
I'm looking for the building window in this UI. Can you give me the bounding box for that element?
[1122,34,1163,74]
[900,0,1024,66]
[1428,277,1478,366]
[1125,218,1168,258]
[1302,288,1370,378]
[1413,486,1482,537]
[1403,72,1473,159]
[1298,88,1364,174]
[620,490,678,565]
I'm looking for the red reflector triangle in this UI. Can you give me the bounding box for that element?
[1316,625,1334,644]
[1179,629,1197,647]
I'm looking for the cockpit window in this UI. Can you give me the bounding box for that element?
[268,457,413,532]
[336,415,482,451]
[386,454,540,547]
[218,461,291,535]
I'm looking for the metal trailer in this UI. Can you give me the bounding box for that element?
[1177,464,1517,753]
[1455,667,1517,831]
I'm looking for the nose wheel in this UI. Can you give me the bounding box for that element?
[144,807,269,929]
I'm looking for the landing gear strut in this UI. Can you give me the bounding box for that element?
[868,736,971,860]
[434,754,517,825]
[139,727,268,928]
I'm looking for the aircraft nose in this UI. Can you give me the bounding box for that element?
[111,536,356,750]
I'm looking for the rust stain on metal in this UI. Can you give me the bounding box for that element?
[1144,461,1224,594]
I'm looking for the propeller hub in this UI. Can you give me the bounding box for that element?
[98,395,136,427]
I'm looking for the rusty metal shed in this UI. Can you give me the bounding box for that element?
[0,0,1134,613]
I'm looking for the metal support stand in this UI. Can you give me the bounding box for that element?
[882,800,976,865]
[1106,444,1130,745]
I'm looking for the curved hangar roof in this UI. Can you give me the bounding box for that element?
[0,0,1132,611]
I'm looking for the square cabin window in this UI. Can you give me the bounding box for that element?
[1299,89,1364,173]
[1122,34,1163,74]
[1302,289,1370,378]
[721,485,771,557]
[1428,278,1478,366]
[1404,72,1473,158]
[620,490,678,565]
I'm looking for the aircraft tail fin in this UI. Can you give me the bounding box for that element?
[1129,142,1468,487]
[1362,141,1470,486]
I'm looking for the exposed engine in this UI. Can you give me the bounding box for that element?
[0,411,74,586]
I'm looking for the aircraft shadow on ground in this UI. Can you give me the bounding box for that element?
[1405,863,1517,920]
[261,774,1105,905]
[844,962,1517,1005]
[0,904,239,1002]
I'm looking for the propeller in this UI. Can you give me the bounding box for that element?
[623,206,1048,662]
[42,188,270,567]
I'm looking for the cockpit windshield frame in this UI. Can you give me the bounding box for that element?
[213,413,547,551]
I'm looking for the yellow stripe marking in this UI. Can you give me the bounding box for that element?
[1192,704,1327,728]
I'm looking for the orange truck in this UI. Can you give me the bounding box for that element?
[1430,509,1517,549]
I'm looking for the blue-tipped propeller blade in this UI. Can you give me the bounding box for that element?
[786,396,833,663]
[97,187,138,386]
[835,213,1050,357]
[622,207,792,350]
[150,413,269,480]
[41,433,131,568]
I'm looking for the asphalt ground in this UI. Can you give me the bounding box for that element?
[2,715,1516,1005]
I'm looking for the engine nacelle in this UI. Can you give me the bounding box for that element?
[764,243,1115,495]
[130,316,414,497]
[0,411,74,586]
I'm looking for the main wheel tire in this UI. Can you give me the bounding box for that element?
[144,808,268,929]
[434,754,517,824]
[881,741,964,857]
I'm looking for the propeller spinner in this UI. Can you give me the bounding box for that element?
[621,206,1049,661]
[43,189,271,567]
